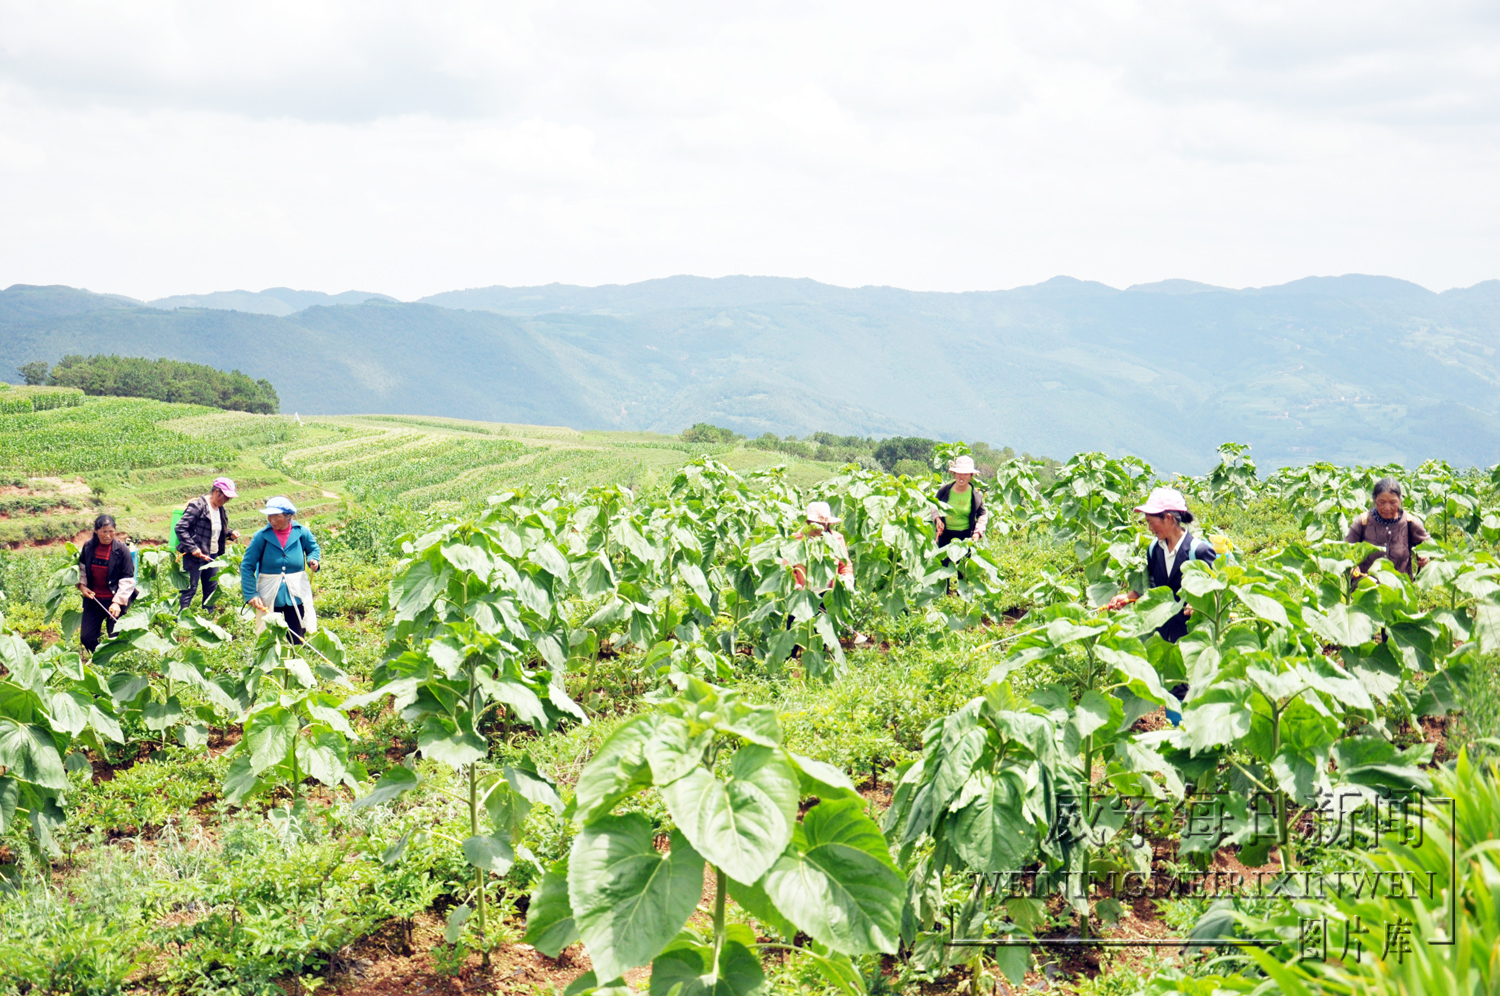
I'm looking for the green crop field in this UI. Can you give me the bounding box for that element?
[0,400,1497,996]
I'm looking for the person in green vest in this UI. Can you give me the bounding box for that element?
[931,455,989,548]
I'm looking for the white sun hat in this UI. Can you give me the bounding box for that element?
[804,501,842,525]
[948,455,979,475]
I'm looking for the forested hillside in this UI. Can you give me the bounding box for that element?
[6,275,1500,472]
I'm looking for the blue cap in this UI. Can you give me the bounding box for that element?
[260,496,297,516]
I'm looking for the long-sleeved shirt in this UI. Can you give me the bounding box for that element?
[77,537,137,608]
[240,523,321,606]
[932,481,990,537]
[1345,510,1429,577]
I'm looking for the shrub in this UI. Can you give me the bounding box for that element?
[681,422,741,445]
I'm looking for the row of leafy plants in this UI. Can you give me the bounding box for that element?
[2,441,1496,994]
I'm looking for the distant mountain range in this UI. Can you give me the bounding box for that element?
[4,274,1499,473]
[147,288,395,317]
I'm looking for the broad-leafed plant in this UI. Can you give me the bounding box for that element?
[525,678,904,996]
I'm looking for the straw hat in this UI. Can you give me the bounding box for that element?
[804,501,842,525]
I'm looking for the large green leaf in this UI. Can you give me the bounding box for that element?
[643,715,714,786]
[713,699,781,747]
[354,765,421,809]
[1301,604,1376,647]
[787,751,859,799]
[0,775,18,833]
[726,874,796,939]
[0,636,46,697]
[1270,746,1319,804]
[441,542,494,579]
[1181,696,1252,754]
[661,744,798,884]
[85,702,124,744]
[1232,587,1289,628]
[677,562,713,606]
[244,707,298,776]
[947,769,1037,873]
[763,797,904,955]
[918,722,987,830]
[504,760,563,812]
[48,691,89,736]
[650,939,766,996]
[463,833,516,876]
[568,816,704,982]
[143,696,184,733]
[296,727,350,786]
[525,856,580,957]
[395,559,446,622]
[1115,590,1184,639]
[574,714,656,823]
[1473,603,1500,654]
[1071,690,1112,739]
[1094,646,1170,704]
[0,719,66,791]
[221,753,263,805]
[532,542,572,584]
[477,671,547,728]
[107,672,149,705]
[417,714,487,769]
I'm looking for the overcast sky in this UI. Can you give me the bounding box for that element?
[2,1,1497,300]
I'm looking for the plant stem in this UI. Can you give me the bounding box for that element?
[1269,703,1296,871]
[470,763,490,967]
[712,866,727,973]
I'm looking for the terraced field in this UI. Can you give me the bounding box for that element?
[0,401,842,546]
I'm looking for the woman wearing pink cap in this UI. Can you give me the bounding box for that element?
[1107,486,1217,642]
[174,477,240,611]
[1108,486,1217,724]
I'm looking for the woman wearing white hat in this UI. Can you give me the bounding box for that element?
[239,495,322,643]
[790,501,854,592]
[932,455,989,549]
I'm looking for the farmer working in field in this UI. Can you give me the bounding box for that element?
[1107,487,1217,724]
[76,513,136,652]
[931,455,988,548]
[174,476,240,611]
[1107,487,1218,639]
[788,501,855,592]
[1345,477,1429,579]
[781,500,855,636]
[241,496,321,644]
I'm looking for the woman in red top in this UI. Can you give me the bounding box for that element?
[75,514,137,651]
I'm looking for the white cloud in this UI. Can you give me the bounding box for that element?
[0,0,1497,299]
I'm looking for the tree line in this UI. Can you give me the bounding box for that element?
[681,422,1054,477]
[18,355,280,414]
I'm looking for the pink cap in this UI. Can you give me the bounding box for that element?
[1133,487,1188,516]
[212,476,238,498]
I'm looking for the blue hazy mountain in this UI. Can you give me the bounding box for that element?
[5,274,1500,473]
[146,287,395,317]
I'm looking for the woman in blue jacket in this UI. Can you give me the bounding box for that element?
[241,496,321,643]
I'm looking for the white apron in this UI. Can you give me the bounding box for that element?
[252,568,318,635]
